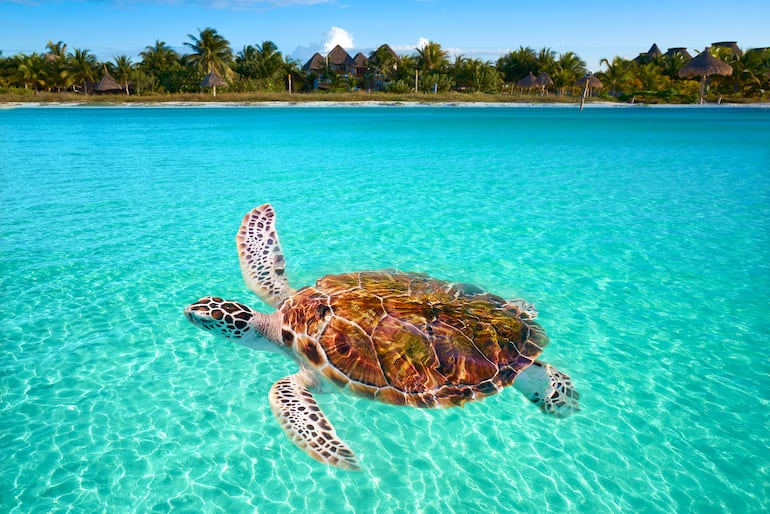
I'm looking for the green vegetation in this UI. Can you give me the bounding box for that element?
[1,30,768,104]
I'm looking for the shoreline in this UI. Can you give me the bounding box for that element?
[3,100,770,109]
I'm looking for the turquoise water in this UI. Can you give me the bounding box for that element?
[1,104,768,513]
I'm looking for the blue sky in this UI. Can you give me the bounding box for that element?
[1,0,768,71]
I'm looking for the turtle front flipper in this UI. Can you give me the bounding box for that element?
[269,370,360,471]
[514,361,580,418]
[237,203,293,308]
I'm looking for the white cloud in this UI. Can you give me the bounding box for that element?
[324,26,354,52]
[391,37,431,55]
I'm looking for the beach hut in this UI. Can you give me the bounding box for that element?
[352,52,368,78]
[95,65,122,94]
[302,52,326,74]
[664,47,693,60]
[576,73,603,111]
[678,49,732,104]
[200,71,227,97]
[711,41,742,58]
[327,45,355,75]
[536,71,554,95]
[516,72,539,93]
[634,43,663,64]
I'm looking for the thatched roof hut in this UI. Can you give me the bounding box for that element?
[576,74,603,88]
[536,72,553,87]
[577,73,602,111]
[200,71,227,87]
[95,65,122,92]
[200,71,227,96]
[327,45,354,74]
[711,41,742,58]
[376,44,400,62]
[664,47,693,60]
[678,50,733,79]
[678,49,733,104]
[302,52,325,73]
[352,52,368,77]
[516,71,539,89]
[634,43,663,64]
[647,43,663,57]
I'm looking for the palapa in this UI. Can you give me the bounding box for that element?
[352,52,368,77]
[634,43,663,64]
[516,71,539,90]
[576,74,603,88]
[302,52,326,73]
[711,41,742,58]
[664,47,693,60]
[678,49,732,104]
[95,65,122,93]
[536,72,554,86]
[327,44,354,73]
[200,71,227,96]
[678,50,733,78]
[535,71,553,95]
[577,73,602,111]
[646,44,663,57]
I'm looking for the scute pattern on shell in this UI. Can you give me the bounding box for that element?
[280,270,549,408]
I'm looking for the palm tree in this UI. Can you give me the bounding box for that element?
[633,62,666,91]
[17,53,48,91]
[551,52,586,93]
[535,47,557,74]
[597,56,634,96]
[659,51,688,80]
[66,48,99,94]
[45,40,69,91]
[0,51,12,87]
[139,40,182,92]
[235,44,259,79]
[111,55,133,95]
[469,59,501,93]
[235,41,284,90]
[184,27,233,77]
[416,40,448,72]
[283,55,305,93]
[741,47,770,98]
[45,40,66,56]
[710,46,770,99]
[368,45,400,80]
[496,46,537,83]
[255,41,284,87]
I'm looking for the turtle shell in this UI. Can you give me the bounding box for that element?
[279,270,548,408]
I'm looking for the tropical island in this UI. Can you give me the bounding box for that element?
[1,28,768,105]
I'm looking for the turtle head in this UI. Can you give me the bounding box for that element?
[185,296,282,351]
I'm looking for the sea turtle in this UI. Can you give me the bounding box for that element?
[185,204,579,470]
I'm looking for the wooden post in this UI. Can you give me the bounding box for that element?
[288,74,292,94]
[414,69,419,94]
[698,75,706,104]
[579,82,589,111]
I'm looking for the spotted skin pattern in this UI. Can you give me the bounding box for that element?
[185,297,256,339]
[269,370,359,470]
[237,204,293,308]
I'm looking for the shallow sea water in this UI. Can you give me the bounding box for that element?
[1,104,769,513]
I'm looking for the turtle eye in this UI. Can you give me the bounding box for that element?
[315,304,330,319]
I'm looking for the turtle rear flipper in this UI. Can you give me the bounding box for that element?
[514,361,580,418]
[269,369,360,471]
[237,203,293,308]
